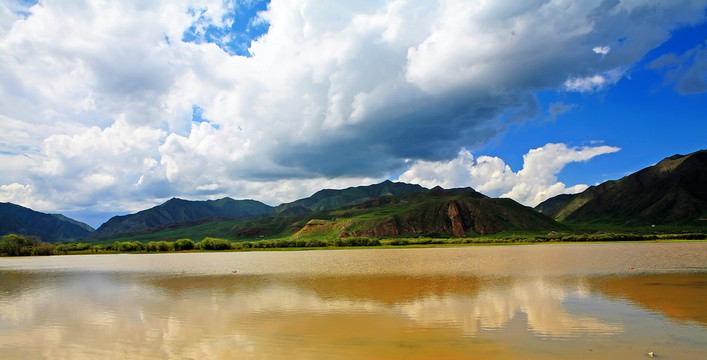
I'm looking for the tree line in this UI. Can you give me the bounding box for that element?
[2,232,705,256]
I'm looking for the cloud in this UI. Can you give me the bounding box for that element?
[0,183,48,209]
[547,102,576,121]
[397,143,621,206]
[26,119,167,211]
[0,0,705,220]
[593,46,611,55]
[564,68,626,92]
[398,279,622,337]
[647,39,707,94]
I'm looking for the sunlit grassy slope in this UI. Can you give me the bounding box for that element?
[106,189,564,244]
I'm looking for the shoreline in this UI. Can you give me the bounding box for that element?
[11,238,704,257]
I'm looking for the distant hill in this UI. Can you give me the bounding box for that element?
[272,180,428,215]
[90,197,273,239]
[535,149,707,225]
[0,202,93,242]
[108,187,563,243]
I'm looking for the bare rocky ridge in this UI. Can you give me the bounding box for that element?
[341,191,561,238]
[447,201,466,237]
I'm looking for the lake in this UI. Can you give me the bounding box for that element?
[1,242,706,359]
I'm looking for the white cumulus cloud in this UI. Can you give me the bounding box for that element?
[0,0,704,222]
[397,143,621,206]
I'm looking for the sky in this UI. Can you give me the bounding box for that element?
[1,0,706,228]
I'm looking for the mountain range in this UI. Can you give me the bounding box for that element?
[536,149,707,226]
[272,180,428,215]
[89,198,273,240]
[2,149,705,242]
[0,202,94,241]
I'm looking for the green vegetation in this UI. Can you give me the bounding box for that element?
[536,149,707,226]
[0,234,55,256]
[174,238,195,251]
[0,203,93,242]
[55,242,96,254]
[90,197,273,239]
[4,231,705,257]
[196,237,232,250]
[4,152,706,256]
[273,180,427,214]
[102,190,562,244]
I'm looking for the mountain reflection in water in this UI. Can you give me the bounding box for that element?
[1,243,706,359]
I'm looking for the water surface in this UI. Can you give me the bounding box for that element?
[1,243,706,359]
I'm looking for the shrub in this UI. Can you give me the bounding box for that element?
[146,241,158,252]
[31,243,55,256]
[174,238,195,251]
[156,241,173,252]
[55,244,72,254]
[118,241,140,252]
[334,237,381,247]
[304,239,328,247]
[197,237,233,250]
[388,239,409,246]
[275,239,294,248]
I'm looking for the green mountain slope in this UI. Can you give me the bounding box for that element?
[272,180,428,214]
[108,188,563,243]
[91,197,273,240]
[321,189,563,238]
[0,202,93,242]
[534,194,576,216]
[536,149,707,225]
[51,214,95,233]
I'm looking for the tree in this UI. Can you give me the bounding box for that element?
[174,238,195,251]
[0,234,28,256]
[197,237,233,250]
[0,234,51,256]
[156,241,172,252]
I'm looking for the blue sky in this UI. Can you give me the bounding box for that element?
[0,0,706,228]
[483,22,707,185]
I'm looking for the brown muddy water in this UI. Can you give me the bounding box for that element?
[1,242,705,359]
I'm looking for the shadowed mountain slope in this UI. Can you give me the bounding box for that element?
[272,180,428,215]
[534,194,576,216]
[0,202,93,242]
[91,197,273,239]
[536,149,707,225]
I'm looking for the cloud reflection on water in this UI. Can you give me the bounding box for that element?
[395,278,623,337]
[0,272,654,359]
[1,243,704,358]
